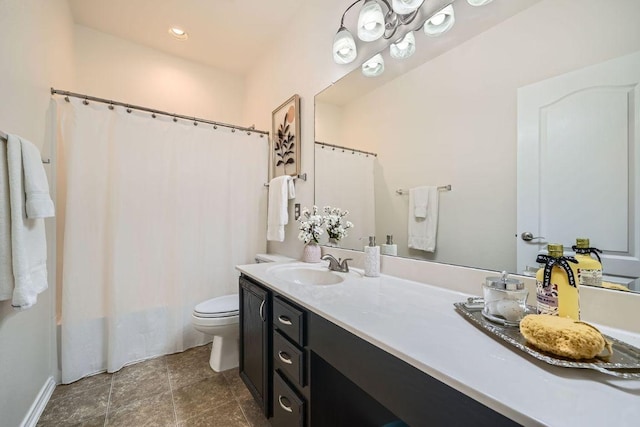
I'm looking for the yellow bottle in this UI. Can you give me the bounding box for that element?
[535,244,580,320]
[572,238,603,288]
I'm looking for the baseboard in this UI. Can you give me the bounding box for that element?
[20,376,56,427]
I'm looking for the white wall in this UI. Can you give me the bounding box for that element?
[246,0,640,269]
[0,0,75,425]
[74,25,246,124]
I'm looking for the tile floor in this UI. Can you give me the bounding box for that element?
[37,344,270,427]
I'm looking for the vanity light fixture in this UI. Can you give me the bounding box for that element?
[332,0,493,76]
[169,27,189,40]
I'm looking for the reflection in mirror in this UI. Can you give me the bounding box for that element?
[315,0,640,293]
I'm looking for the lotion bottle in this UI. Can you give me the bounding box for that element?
[535,244,580,320]
[380,234,398,256]
[364,236,380,277]
[572,238,603,288]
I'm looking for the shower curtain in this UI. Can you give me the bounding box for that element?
[314,145,375,250]
[55,97,267,384]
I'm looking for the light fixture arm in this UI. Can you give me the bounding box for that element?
[339,0,365,27]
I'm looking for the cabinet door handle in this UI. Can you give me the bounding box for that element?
[278,315,292,326]
[278,395,293,413]
[278,351,293,365]
[259,300,265,322]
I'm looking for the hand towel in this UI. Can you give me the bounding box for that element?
[412,186,429,219]
[267,175,294,242]
[0,141,13,301]
[20,137,55,218]
[408,186,439,252]
[1,134,52,310]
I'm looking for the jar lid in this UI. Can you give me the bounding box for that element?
[485,271,524,290]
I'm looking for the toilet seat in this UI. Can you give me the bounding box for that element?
[193,294,238,318]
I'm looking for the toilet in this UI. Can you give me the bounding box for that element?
[191,294,239,372]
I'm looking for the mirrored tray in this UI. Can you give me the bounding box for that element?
[454,299,640,379]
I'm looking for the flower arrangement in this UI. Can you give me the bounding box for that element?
[323,206,354,242]
[297,206,325,244]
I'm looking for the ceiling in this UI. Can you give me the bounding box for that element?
[68,0,303,75]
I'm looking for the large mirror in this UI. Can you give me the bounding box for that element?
[315,0,640,292]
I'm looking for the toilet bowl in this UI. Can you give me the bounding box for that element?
[191,294,239,372]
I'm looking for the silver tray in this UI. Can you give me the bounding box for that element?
[454,299,640,379]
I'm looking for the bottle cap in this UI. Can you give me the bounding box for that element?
[369,236,376,246]
[386,235,393,245]
[575,238,590,248]
[547,243,564,258]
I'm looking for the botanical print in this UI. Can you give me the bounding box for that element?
[272,95,300,177]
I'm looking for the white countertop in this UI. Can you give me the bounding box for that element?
[236,261,640,427]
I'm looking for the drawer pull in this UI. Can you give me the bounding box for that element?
[278,351,293,365]
[278,315,293,326]
[278,395,293,413]
[259,300,265,322]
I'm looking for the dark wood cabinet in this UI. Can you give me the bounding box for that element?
[239,276,271,416]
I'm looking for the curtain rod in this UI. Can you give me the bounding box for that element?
[50,88,270,137]
[315,141,378,157]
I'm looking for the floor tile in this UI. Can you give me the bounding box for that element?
[106,390,175,427]
[224,369,253,401]
[38,383,110,426]
[109,359,171,411]
[237,395,270,427]
[172,376,235,422]
[167,346,218,390]
[178,401,248,427]
[50,372,113,402]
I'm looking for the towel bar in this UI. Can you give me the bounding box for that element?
[1,131,51,164]
[396,185,451,195]
[264,173,307,187]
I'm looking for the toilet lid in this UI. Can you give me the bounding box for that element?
[194,294,239,318]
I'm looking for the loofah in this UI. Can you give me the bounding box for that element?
[520,314,613,360]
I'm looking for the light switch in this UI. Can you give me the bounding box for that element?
[295,203,301,220]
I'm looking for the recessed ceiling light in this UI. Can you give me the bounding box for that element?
[169,27,188,40]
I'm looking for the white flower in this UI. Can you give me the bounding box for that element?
[323,206,354,241]
[297,205,326,244]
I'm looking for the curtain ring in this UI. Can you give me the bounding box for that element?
[126,107,132,113]
[173,116,177,123]
[82,98,89,105]
[232,128,236,133]
[108,103,114,110]
[213,125,218,129]
[152,113,156,118]
[64,96,70,102]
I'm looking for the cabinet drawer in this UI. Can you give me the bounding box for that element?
[273,297,305,346]
[273,330,305,387]
[272,371,305,427]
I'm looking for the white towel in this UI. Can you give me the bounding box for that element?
[408,186,439,252]
[412,186,429,219]
[0,135,52,310]
[20,137,55,218]
[267,175,295,242]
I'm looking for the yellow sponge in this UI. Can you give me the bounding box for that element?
[520,314,612,360]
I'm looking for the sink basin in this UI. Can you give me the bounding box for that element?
[269,265,344,286]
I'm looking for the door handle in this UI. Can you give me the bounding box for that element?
[259,300,265,322]
[521,232,546,242]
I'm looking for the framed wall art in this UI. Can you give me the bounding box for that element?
[271,94,301,178]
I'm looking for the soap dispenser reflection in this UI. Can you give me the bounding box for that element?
[381,234,397,256]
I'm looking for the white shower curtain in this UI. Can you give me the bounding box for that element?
[314,145,375,250]
[55,98,267,384]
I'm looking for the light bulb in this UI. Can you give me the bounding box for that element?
[333,27,357,64]
[392,0,425,15]
[390,32,416,59]
[168,27,188,40]
[424,5,455,37]
[467,0,494,6]
[362,53,385,77]
[357,0,385,42]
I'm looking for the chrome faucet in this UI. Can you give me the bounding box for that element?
[321,254,352,273]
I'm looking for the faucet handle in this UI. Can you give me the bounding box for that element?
[338,258,352,272]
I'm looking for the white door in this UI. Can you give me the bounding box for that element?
[517,51,640,278]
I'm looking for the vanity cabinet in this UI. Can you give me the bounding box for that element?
[239,276,271,416]
[239,274,516,426]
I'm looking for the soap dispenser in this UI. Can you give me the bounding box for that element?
[572,238,603,288]
[380,234,398,256]
[535,244,580,320]
[364,236,380,277]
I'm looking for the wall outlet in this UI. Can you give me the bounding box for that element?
[295,203,301,220]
